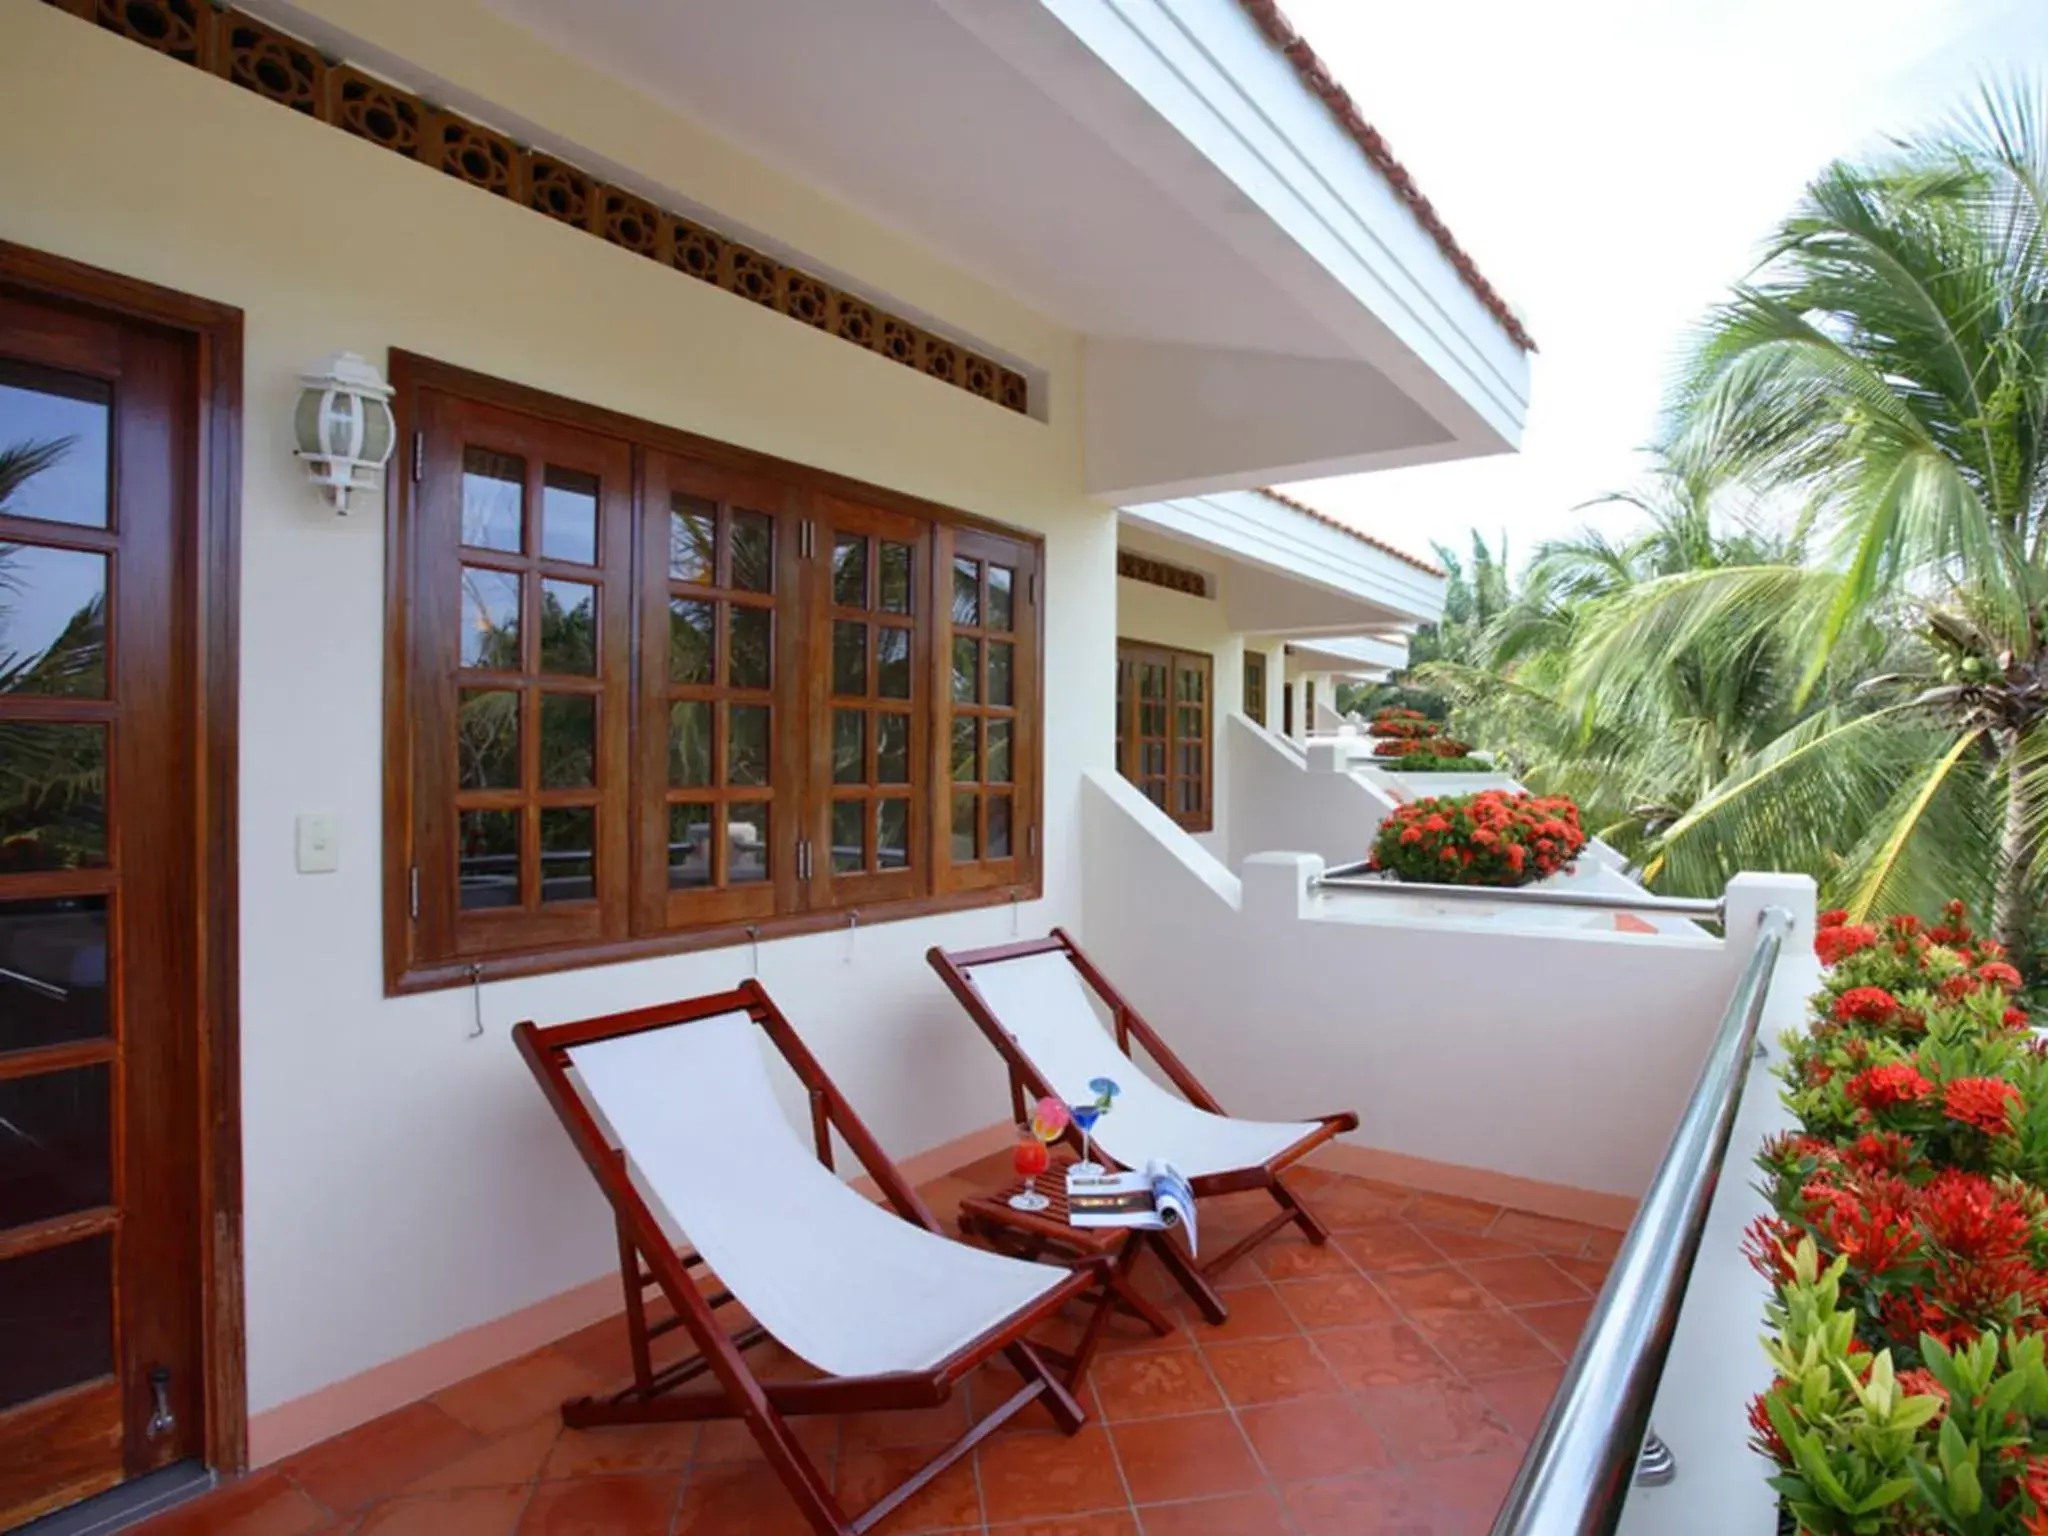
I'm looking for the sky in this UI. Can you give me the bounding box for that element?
[1274,0,2048,572]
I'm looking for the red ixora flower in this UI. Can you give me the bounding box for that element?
[2004,1006,2031,1032]
[1816,923,1879,967]
[1819,908,1850,929]
[1977,961,2024,993]
[1846,1062,1934,1113]
[1943,1077,2022,1137]
[1918,1169,2032,1261]
[1745,1389,1791,1464]
[1835,987,1902,1026]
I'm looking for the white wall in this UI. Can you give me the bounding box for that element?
[1083,770,1817,1200]
[0,3,1113,1422]
[1226,714,1394,869]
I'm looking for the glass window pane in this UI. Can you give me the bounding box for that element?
[951,638,980,703]
[951,792,978,863]
[877,799,909,869]
[540,694,596,788]
[0,897,108,1054]
[987,719,1013,784]
[728,704,770,786]
[669,495,716,583]
[832,710,865,785]
[876,627,911,700]
[879,543,913,614]
[988,794,1013,859]
[460,447,524,551]
[0,1064,109,1228]
[731,509,773,593]
[728,803,769,884]
[832,622,867,698]
[667,701,712,787]
[951,717,979,783]
[458,809,520,909]
[540,579,597,675]
[832,535,868,609]
[876,714,909,785]
[952,558,981,625]
[988,566,1014,632]
[668,598,714,686]
[831,799,864,874]
[0,545,106,697]
[728,605,772,691]
[0,361,111,529]
[457,689,519,791]
[667,802,712,889]
[0,1235,113,1412]
[0,722,107,870]
[541,466,598,564]
[460,567,521,670]
[539,807,594,903]
[989,641,1013,708]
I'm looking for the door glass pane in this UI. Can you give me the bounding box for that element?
[541,466,598,564]
[730,509,773,593]
[668,802,712,889]
[458,809,520,909]
[832,623,867,697]
[831,800,864,874]
[877,799,909,869]
[667,702,711,787]
[0,722,107,870]
[668,598,714,685]
[876,714,909,784]
[951,792,978,862]
[669,496,716,583]
[0,897,108,1053]
[988,566,1014,632]
[988,795,1013,859]
[0,361,111,529]
[539,808,594,903]
[457,689,519,790]
[0,545,107,697]
[460,567,521,670]
[0,1235,113,1411]
[832,710,865,784]
[988,642,1014,707]
[879,543,913,614]
[0,1064,111,1228]
[539,694,596,788]
[951,717,978,783]
[987,719,1013,784]
[951,638,979,703]
[460,447,523,551]
[952,558,981,625]
[728,705,769,786]
[832,536,868,609]
[728,803,769,884]
[876,628,911,700]
[539,580,597,675]
[728,605,772,690]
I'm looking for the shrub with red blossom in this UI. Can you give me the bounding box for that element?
[1366,789,1586,888]
[1942,1077,2022,1137]
[1846,1061,1934,1113]
[1816,921,1880,967]
[1836,986,1904,1026]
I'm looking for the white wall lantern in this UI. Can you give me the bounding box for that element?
[294,351,395,514]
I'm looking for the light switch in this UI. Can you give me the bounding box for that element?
[296,813,340,874]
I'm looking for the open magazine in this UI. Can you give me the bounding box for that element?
[1065,1161,1198,1255]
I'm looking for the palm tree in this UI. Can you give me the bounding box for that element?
[1559,80,2048,963]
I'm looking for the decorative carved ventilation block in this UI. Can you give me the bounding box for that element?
[45,0,1031,417]
[1117,551,1210,599]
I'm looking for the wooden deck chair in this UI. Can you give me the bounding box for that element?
[514,981,1114,1536]
[928,929,1359,1311]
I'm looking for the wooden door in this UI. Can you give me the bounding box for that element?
[0,293,206,1527]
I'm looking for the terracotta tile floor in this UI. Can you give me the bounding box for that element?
[136,1163,1615,1535]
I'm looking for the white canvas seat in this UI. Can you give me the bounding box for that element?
[959,951,1314,1179]
[568,1010,1067,1378]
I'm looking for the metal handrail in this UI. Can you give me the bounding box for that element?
[1489,903,1795,1535]
[1314,862,1725,919]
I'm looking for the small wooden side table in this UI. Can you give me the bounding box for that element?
[958,1165,1230,1344]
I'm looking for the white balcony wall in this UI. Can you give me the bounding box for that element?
[1227,713,1394,869]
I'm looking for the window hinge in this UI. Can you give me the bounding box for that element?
[408,865,420,920]
[802,519,817,559]
[1027,825,1038,858]
[797,838,812,880]
[411,431,423,484]
[1029,573,1037,606]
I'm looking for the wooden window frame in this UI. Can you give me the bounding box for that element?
[1114,638,1213,834]
[1243,651,1266,729]
[386,355,1043,994]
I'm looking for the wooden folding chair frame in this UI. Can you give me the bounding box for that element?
[514,981,1112,1536]
[927,928,1359,1309]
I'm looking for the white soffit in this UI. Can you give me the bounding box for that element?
[1290,634,1411,676]
[478,0,1531,498]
